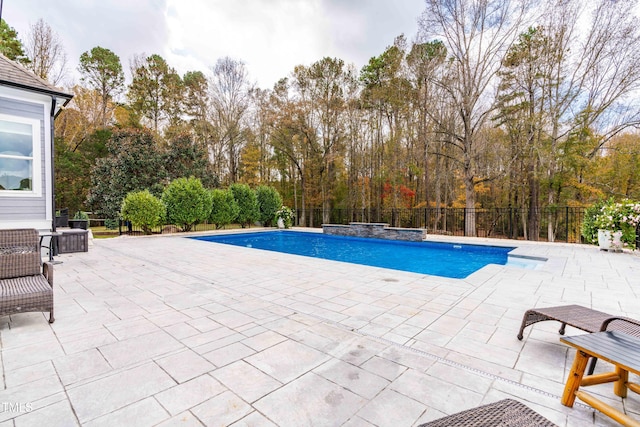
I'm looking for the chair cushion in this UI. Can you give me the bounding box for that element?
[0,275,53,315]
[0,229,42,279]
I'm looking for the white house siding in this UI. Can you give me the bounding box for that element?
[0,89,52,231]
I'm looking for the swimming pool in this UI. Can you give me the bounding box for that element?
[191,231,516,279]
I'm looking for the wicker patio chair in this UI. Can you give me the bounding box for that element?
[517,304,618,341]
[517,304,640,374]
[0,228,54,323]
[418,399,557,427]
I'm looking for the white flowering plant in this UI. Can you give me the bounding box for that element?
[275,206,294,229]
[582,198,640,248]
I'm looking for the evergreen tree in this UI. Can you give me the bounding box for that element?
[0,19,28,64]
[87,129,167,219]
[79,46,125,127]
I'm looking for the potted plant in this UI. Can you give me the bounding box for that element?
[275,206,294,229]
[582,198,640,251]
[69,211,89,230]
[596,201,623,251]
[55,208,69,227]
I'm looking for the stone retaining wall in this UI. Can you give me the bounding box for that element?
[322,222,427,242]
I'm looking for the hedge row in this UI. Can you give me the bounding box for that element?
[120,177,284,234]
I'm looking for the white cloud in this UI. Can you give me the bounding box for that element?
[4,0,424,89]
[4,0,169,85]
[165,0,331,87]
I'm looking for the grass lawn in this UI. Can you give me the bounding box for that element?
[89,223,247,238]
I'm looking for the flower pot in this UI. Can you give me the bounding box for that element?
[277,217,285,229]
[597,229,622,251]
[55,208,69,227]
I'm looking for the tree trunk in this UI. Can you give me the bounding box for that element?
[527,162,540,241]
[299,173,306,227]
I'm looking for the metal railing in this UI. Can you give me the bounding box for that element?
[82,206,640,249]
[92,206,595,244]
[295,207,586,243]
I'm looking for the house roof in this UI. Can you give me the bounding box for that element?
[0,53,73,112]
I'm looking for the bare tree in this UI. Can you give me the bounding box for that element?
[305,57,352,223]
[209,57,252,184]
[406,40,447,208]
[544,0,640,239]
[567,0,640,156]
[23,18,67,85]
[419,0,530,236]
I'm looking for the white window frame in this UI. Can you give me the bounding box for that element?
[0,114,42,197]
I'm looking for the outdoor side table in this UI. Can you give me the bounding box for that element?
[560,331,640,427]
[57,229,89,253]
[38,231,61,262]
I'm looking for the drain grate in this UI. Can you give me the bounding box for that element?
[303,310,593,410]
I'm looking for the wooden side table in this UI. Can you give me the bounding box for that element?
[561,331,640,427]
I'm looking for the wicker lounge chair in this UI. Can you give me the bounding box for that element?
[418,399,557,427]
[516,304,640,340]
[517,304,640,374]
[0,228,54,323]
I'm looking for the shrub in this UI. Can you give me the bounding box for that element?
[209,189,239,229]
[162,177,212,232]
[73,211,89,220]
[104,218,119,230]
[121,190,165,234]
[230,183,259,228]
[581,200,606,244]
[255,185,282,227]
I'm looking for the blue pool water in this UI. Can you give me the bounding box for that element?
[191,231,516,279]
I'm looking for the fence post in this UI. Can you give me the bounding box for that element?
[511,206,516,239]
[566,206,569,242]
[423,208,426,230]
[463,208,467,237]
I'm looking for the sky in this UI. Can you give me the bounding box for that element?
[2,0,426,89]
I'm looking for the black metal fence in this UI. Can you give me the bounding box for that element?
[112,220,254,235]
[108,206,587,243]
[296,207,586,243]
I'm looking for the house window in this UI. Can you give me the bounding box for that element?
[0,115,41,196]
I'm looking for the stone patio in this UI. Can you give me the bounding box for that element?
[1,229,640,426]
